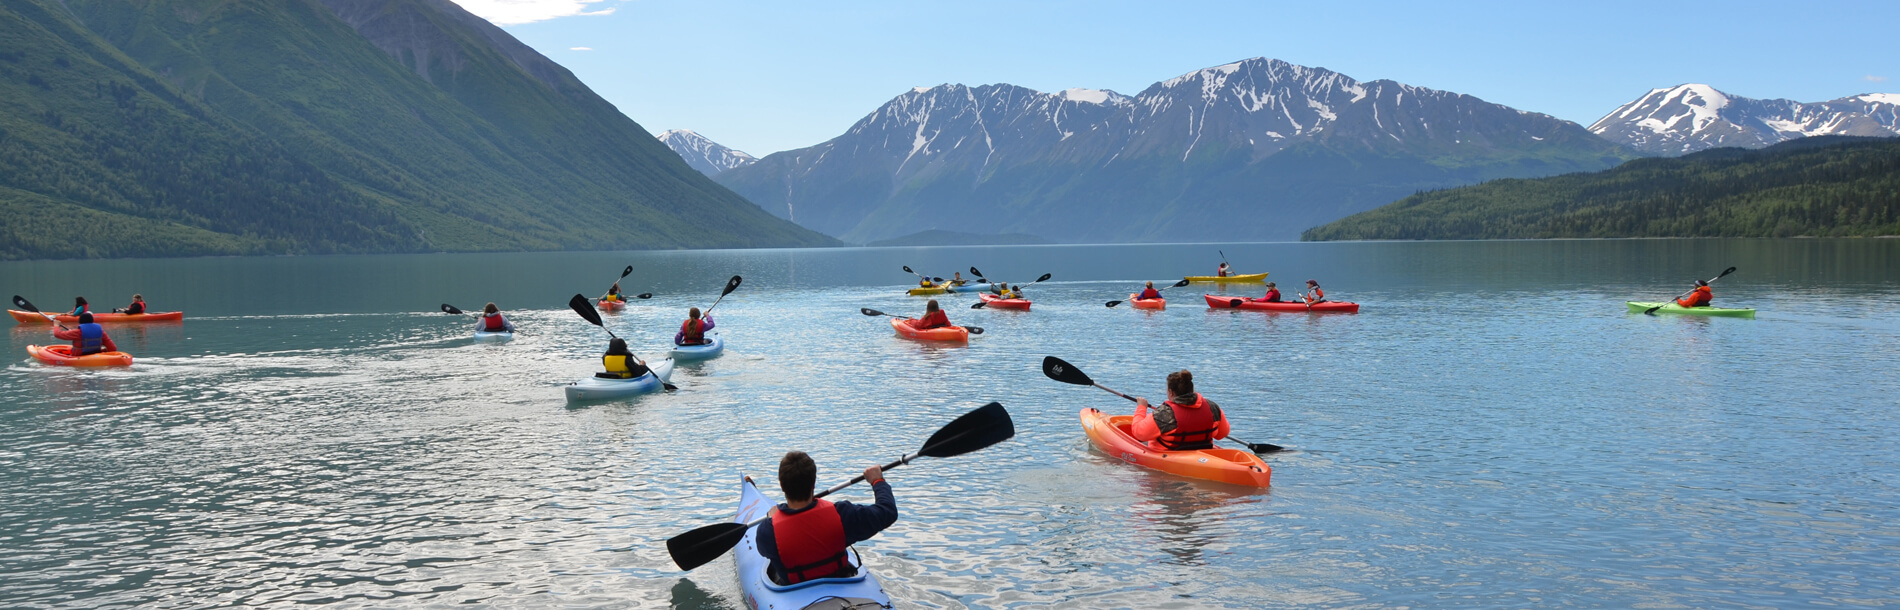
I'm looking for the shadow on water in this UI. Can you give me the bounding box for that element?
[668,577,737,610]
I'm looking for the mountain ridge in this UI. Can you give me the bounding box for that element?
[657,129,757,176]
[1590,84,1900,155]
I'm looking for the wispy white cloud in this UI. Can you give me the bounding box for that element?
[570,47,593,51]
[452,0,618,26]
[1866,75,1890,83]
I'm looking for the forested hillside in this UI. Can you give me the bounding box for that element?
[1302,137,1900,241]
[0,0,830,260]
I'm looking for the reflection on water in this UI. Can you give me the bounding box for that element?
[1,239,1897,608]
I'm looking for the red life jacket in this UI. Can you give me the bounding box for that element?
[1262,289,1281,302]
[911,310,950,329]
[482,313,507,331]
[1139,288,1161,299]
[1678,286,1712,308]
[680,318,705,344]
[769,500,852,584]
[1152,393,1223,450]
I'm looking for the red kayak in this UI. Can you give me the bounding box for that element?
[597,299,626,311]
[11,310,183,324]
[1128,294,1165,310]
[1203,294,1359,313]
[978,293,1031,311]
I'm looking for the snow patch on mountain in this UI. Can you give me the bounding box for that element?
[657,129,756,176]
[1592,84,1900,155]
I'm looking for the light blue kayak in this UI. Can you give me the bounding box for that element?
[472,329,514,342]
[947,282,993,293]
[563,358,674,402]
[669,335,724,362]
[734,476,892,610]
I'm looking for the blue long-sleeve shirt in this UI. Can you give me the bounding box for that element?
[755,480,897,581]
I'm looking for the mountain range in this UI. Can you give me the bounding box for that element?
[657,129,757,177]
[0,0,828,260]
[710,58,1635,244]
[1589,84,1900,156]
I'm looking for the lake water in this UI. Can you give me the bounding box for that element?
[3,239,1898,608]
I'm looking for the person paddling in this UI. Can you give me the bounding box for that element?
[52,313,116,356]
[755,451,897,585]
[477,303,514,333]
[68,297,90,316]
[603,283,625,303]
[1217,262,1231,278]
[1677,279,1714,308]
[1259,282,1282,303]
[1135,281,1162,301]
[112,294,146,315]
[908,299,952,330]
[675,307,715,346]
[1302,280,1326,305]
[598,338,651,379]
[1131,370,1230,451]
[951,272,966,286]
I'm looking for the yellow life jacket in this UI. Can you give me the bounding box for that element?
[602,354,636,378]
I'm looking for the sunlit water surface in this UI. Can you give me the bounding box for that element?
[3,239,1898,608]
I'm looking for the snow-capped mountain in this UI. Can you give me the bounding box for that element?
[1590,85,1900,155]
[716,58,1632,243]
[657,129,757,176]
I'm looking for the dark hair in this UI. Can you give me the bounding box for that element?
[689,307,701,319]
[75,296,87,306]
[925,299,939,313]
[606,338,630,355]
[779,451,817,502]
[484,303,498,315]
[1166,370,1195,399]
[132,294,143,300]
[78,313,94,324]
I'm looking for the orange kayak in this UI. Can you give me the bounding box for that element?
[10,310,182,324]
[1128,294,1165,310]
[978,293,1031,310]
[890,317,969,342]
[1079,408,1270,487]
[27,344,134,367]
[597,299,626,311]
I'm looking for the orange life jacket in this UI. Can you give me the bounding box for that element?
[769,500,852,584]
[1678,286,1712,308]
[1152,393,1223,451]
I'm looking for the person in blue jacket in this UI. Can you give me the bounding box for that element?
[755,451,897,585]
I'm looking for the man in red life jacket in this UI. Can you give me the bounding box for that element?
[755,451,898,585]
[1677,279,1713,308]
[478,303,514,332]
[1131,370,1230,451]
[908,299,951,330]
[675,307,715,346]
[1259,282,1282,303]
[1135,281,1162,301]
[52,313,117,355]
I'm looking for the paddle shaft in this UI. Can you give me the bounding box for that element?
[1646,268,1736,314]
[1071,370,1281,453]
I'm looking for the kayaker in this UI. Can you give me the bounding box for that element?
[1677,279,1713,308]
[918,277,936,288]
[1217,262,1231,278]
[603,283,624,302]
[909,300,951,330]
[68,297,90,316]
[598,338,650,379]
[478,303,514,333]
[755,451,897,585]
[112,294,146,315]
[52,313,116,356]
[1135,281,1162,301]
[1131,370,1230,451]
[1259,282,1282,303]
[951,272,966,286]
[1302,280,1326,304]
[675,307,715,346]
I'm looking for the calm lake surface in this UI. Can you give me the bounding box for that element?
[3,239,1898,608]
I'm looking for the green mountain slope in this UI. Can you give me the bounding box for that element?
[0,0,831,260]
[1302,136,1900,241]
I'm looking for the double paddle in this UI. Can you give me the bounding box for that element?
[860,308,984,334]
[568,294,676,391]
[968,268,1051,309]
[1643,267,1737,316]
[901,266,946,287]
[600,266,655,301]
[1106,279,1191,308]
[12,295,69,329]
[664,402,1016,571]
[1041,356,1283,454]
[441,303,527,335]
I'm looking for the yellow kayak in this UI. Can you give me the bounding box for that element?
[1184,272,1268,283]
[908,285,950,296]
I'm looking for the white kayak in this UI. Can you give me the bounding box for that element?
[473,329,514,342]
[669,335,725,362]
[563,358,675,402]
[734,476,892,610]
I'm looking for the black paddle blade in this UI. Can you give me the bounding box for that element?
[969,266,984,279]
[1718,266,1738,278]
[723,275,743,296]
[1042,356,1094,386]
[637,293,653,299]
[1171,279,1191,288]
[13,295,38,313]
[441,304,464,315]
[666,521,750,571]
[1035,273,1052,283]
[917,402,1014,459]
[966,326,984,335]
[620,265,633,279]
[902,266,915,274]
[970,301,986,309]
[861,308,887,317]
[1105,301,1122,308]
[569,294,604,327]
[1249,442,1286,454]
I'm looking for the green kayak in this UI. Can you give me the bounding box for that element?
[1626,302,1756,318]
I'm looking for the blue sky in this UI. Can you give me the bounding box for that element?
[470,0,1900,156]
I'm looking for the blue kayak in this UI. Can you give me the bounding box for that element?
[669,335,724,362]
[472,329,513,342]
[563,358,674,402]
[734,477,892,609]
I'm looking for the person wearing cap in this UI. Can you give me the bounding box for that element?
[52,313,117,355]
[1302,280,1327,304]
[1677,279,1714,308]
[1259,282,1283,303]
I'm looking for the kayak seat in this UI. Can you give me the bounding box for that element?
[762,548,868,591]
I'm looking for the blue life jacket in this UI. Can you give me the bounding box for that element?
[79,323,105,355]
